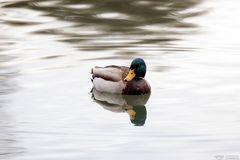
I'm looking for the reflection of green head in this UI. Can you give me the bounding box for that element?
[130,105,147,126]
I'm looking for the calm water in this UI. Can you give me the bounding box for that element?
[1,0,240,159]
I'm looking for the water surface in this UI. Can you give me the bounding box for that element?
[1,0,240,160]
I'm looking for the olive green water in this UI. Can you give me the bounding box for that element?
[1,0,240,160]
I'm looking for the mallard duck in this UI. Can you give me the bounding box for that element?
[91,58,151,95]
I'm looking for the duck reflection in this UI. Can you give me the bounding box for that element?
[91,88,150,126]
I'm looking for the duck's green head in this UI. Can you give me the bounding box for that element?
[124,58,147,81]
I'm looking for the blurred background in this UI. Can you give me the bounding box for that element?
[1,0,240,160]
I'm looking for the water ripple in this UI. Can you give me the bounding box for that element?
[0,0,207,51]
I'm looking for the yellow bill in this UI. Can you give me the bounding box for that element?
[127,109,136,120]
[124,69,136,81]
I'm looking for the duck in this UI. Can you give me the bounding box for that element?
[91,58,151,95]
